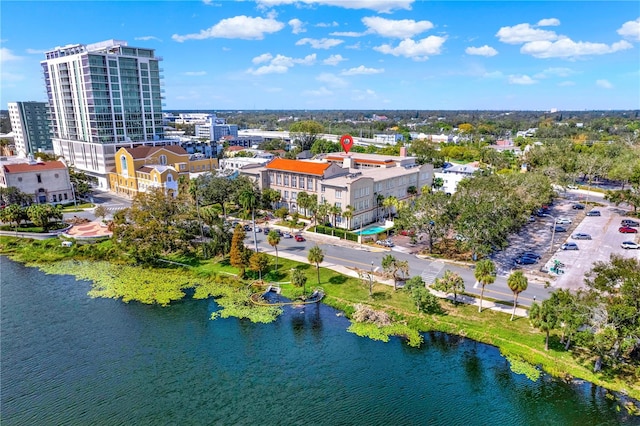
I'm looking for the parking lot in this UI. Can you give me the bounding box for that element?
[490,191,639,288]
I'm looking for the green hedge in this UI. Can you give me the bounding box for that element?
[313,225,358,241]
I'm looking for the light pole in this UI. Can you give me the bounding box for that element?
[369,260,374,297]
[542,213,557,253]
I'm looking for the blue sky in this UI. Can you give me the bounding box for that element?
[1,1,639,111]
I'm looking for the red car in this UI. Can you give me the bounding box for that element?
[295,235,306,242]
[619,226,638,234]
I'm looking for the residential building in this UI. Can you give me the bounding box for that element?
[434,163,479,195]
[373,134,404,144]
[108,145,217,198]
[0,155,74,204]
[195,115,238,142]
[42,39,167,188]
[242,152,433,230]
[7,101,53,156]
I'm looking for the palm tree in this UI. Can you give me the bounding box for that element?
[375,193,385,221]
[297,191,309,217]
[343,205,354,231]
[433,269,465,304]
[291,268,308,297]
[383,196,399,221]
[474,259,496,312]
[507,270,528,321]
[317,200,330,227]
[329,203,341,235]
[382,254,402,291]
[238,188,259,252]
[267,230,281,271]
[308,245,324,285]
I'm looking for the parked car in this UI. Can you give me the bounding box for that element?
[621,219,640,227]
[567,184,579,190]
[282,232,293,238]
[518,251,541,259]
[243,225,252,231]
[263,226,271,233]
[528,216,536,222]
[561,242,579,250]
[572,203,585,210]
[552,225,567,232]
[555,218,572,224]
[514,256,537,265]
[619,226,638,234]
[572,233,592,240]
[586,210,601,217]
[621,241,640,249]
[294,234,305,242]
[254,227,262,233]
[376,239,394,247]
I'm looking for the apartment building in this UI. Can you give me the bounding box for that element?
[41,39,166,188]
[243,152,433,230]
[7,101,53,156]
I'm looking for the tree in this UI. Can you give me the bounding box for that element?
[230,225,249,278]
[529,300,558,351]
[605,188,640,213]
[433,269,465,304]
[267,230,281,270]
[275,206,289,222]
[474,259,496,312]
[329,203,341,233]
[317,200,330,226]
[94,205,108,222]
[291,268,308,296]
[382,196,398,221]
[506,271,528,320]
[0,204,27,229]
[289,120,324,151]
[375,193,385,221]
[411,286,440,313]
[308,245,324,285]
[382,254,406,291]
[343,205,354,231]
[238,187,260,252]
[0,187,33,206]
[26,204,62,231]
[68,168,94,199]
[190,175,235,218]
[296,191,310,217]
[261,188,281,210]
[249,252,270,282]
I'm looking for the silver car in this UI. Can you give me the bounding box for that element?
[572,233,591,240]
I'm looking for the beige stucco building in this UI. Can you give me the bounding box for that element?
[0,157,74,204]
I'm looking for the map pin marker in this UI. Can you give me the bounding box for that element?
[340,134,354,154]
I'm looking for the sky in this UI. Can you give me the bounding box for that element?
[1,1,639,111]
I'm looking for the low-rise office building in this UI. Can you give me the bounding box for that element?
[0,156,74,204]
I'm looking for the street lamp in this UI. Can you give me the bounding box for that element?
[369,260,374,297]
[542,213,557,253]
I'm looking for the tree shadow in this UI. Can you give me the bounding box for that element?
[371,291,390,300]
[328,275,347,285]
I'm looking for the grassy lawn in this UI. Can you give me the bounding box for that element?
[62,203,94,212]
[1,236,638,402]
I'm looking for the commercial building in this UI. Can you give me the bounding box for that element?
[7,101,53,156]
[108,145,218,198]
[0,156,74,204]
[41,39,167,189]
[241,152,433,230]
[195,115,238,142]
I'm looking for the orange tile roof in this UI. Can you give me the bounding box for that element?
[265,158,330,176]
[3,160,67,173]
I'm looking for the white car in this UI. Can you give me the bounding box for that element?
[555,218,572,225]
[621,241,640,249]
[567,184,579,190]
[282,232,293,239]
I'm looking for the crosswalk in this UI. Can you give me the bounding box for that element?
[420,260,445,285]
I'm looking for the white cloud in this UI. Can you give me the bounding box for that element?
[303,86,333,97]
[330,31,366,37]
[465,45,498,57]
[362,16,433,38]
[316,72,347,88]
[323,54,346,65]
[172,16,284,42]
[374,36,446,60]
[296,37,344,49]
[247,53,316,75]
[345,42,361,50]
[184,71,207,76]
[617,18,640,42]
[557,81,575,86]
[534,67,575,78]
[508,75,538,85]
[289,18,306,34]
[341,65,384,75]
[26,48,47,55]
[351,88,378,101]
[0,47,22,62]
[537,18,560,27]
[316,21,339,28]
[1,72,25,82]
[521,39,632,59]
[252,53,273,64]
[496,23,558,44]
[596,79,613,89]
[134,36,162,42]
[255,0,413,13]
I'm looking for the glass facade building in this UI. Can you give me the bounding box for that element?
[7,101,53,156]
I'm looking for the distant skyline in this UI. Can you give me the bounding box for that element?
[1,1,639,111]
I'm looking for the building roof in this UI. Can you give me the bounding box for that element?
[3,160,67,173]
[124,145,187,159]
[265,157,331,176]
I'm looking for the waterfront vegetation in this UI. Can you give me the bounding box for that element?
[1,235,639,404]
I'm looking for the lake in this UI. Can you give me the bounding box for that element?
[1,257,635,425]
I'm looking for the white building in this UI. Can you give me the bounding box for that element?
[7,101,53,157]
[0,156,75,204]
[195,115,238,142]
[434,163,479,195]
[42,39,167,188]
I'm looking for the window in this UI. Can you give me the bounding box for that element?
[291,192,297,199]
[54,173,59,178]
[284,191,289,199]
[159,154,167,165]
[277,174,282,185]
[167,175,173,182]
[64,193,68,200]
[291,176,297,187]
[335,202,342,209]
[307,178,313,190]
[335,190,342,199]
[269,173,274,184]
[121,155,128,171]
[37,174,42,183]
[299,177,305,188]
[284,175,289,186]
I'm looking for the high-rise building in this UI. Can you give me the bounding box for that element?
[41,39,166,188]
[7,101,53,157]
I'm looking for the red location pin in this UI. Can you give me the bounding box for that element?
[340,134,354,154]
